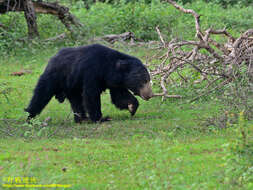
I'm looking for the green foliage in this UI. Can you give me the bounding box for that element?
[74,0,252,7]
[76,1,177,40]
[0,13,26,54]
[182,1,253,35]
[223,112,253,189]
[207,0,252,7]
[22,118,50,139]
[0,12,65,55]
[78,0,253,41]
[1,0,253,56]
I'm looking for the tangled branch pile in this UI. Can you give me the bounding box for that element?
[150,0,253,101]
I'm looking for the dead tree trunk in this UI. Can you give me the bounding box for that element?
[0,0,83,38]
[23,0,39,38]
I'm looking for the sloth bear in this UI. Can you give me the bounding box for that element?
[25,44,153,123]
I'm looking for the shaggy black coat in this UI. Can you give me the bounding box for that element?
[25,44,150,122]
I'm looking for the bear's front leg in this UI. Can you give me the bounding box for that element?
[110,88,139,116]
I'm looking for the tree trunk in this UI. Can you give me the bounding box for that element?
[0,0,83,38]
[23,0,39,38]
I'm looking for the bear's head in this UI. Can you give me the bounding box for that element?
[116,58,153,101]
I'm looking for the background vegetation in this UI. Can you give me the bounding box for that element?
[1,0,253,54]
[0,0,252,189]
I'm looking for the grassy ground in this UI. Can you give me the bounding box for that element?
[0,44,236,189]
[0,135,230,190]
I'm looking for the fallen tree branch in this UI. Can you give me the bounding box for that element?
[152,94,183,98]
[45,33,66,41]
[95,32,135,43]
[148,0,253,100]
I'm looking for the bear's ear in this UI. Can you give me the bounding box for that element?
[116,60,129,71]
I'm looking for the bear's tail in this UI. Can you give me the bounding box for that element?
[25,73,56,118]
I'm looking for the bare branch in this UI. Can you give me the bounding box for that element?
[156,26,166,48]
[152,94,182,98]
[166,0,202,38]
[190,78,231,102]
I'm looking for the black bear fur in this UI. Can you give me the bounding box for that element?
[25,44,151,122]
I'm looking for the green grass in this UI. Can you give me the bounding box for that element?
[0,44,240,189]
[0,135,230,190]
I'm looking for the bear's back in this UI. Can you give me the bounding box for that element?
[46,44,135,72]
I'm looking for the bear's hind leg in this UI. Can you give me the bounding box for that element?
[25,74,55,119]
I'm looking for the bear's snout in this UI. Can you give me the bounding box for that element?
[139,82,153,101]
